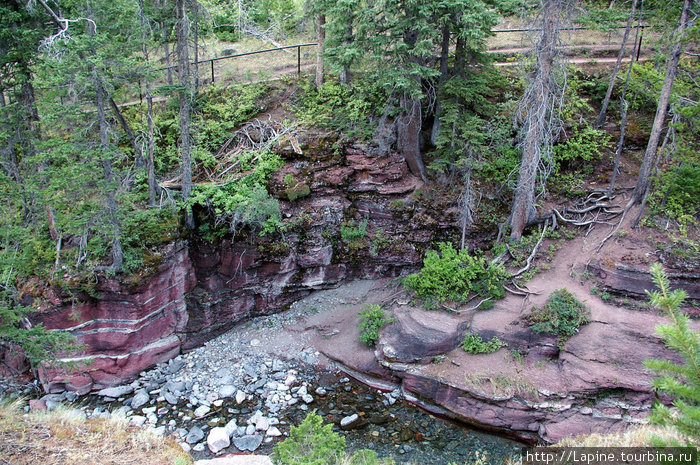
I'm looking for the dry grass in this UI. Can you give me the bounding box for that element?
[555,424,697,448]
[463,372,539,400]
[0,399,192,465]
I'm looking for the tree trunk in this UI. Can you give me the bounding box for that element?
[140,0,158,206]
[339,22,353,84]
[163,23,173,86]
[108,96,144,167]
[608,2,643,195]
[430,24,450,146]
[193,0,199,93]
[315,14,325,88]
[454,34,466,78]
[595,0,638,129]
[631,0,691,204]
[397,92,426,180]
[176,0,194,229]
[94,69,124,270]
[510,0,563,242]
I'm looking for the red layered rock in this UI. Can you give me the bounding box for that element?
[36,243,194,393]
[587,261,700,300]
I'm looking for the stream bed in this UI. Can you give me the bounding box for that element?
[26,281,524,464]
[65,363,522,465]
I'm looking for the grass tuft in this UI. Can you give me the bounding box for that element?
[0,398,192,465]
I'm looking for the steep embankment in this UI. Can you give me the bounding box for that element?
[29,133,451,393]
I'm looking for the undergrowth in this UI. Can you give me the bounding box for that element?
[403,242,507,310]
[462,333,507,354]
[293,78,386,139]
[527,289,590,349]
[357,304,395,347]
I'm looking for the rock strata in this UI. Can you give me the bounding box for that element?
[29,138,455,393]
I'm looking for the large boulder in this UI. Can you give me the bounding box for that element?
[378,307,468,363]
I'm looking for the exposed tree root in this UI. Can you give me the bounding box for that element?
[511,219,549,278]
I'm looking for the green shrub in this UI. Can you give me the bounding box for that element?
[272,413,345,465]
[272,412,391,465]
[357,304,395,347]
[340,219,368,242]
[403,242,508,309]
[462,333,507,354]
[553,123,610,173]
[527,289,590,348]
[189,149,284,237]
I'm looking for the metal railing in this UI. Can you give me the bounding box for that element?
[161,42,317,83]
[152,23,648,86]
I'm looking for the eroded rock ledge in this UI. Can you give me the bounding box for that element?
[299,268,698,444]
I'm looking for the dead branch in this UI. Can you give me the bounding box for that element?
[511,219,549,278]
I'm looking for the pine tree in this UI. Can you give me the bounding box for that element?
[644,263,700,442]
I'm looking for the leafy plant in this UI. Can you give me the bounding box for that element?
[527,289,590,348]
[188,149,284,237]
[0,298,78,370]
[462,333,507,354]
[340,218,368,242]
[357,304,395,347]
[403,242,508,309]
[272,412,391,465]
[293,79,385,139]
[643,263,699,442]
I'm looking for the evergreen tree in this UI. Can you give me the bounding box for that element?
[644,263,700,442]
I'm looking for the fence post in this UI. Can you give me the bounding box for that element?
[297,46,301,77]
[636,26,644,62]
[211,61,215,84]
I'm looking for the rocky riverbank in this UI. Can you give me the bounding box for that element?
[18,293,521,464]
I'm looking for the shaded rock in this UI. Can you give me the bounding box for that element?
[168,358,185,374]
[233,434,263,452]
[224,418,238,437]
[186,426,205,444]
[219,385,236,398]
[97,385,134,398]
[130,389,150,409]
[588,261,700,299]
[164,392,178,405]
[194,405,210,418]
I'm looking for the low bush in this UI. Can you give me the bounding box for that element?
[527,289,590,348]
[357,304,395,347]
[272,412,392,465]
[403,242,508,309]
[462,333,507,354]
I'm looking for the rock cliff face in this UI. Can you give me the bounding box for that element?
[34,139,453,393]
